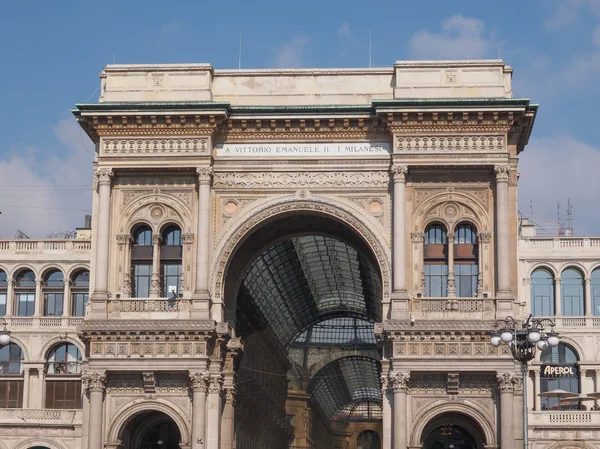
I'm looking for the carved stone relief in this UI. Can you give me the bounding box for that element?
[412,185,490,214]
[397,135,504,152]
[102,138,209,155]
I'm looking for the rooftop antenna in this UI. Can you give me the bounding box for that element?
[369,28,372,68]
[238,31,242,70]
[566,198,574,236]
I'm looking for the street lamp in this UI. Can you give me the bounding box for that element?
[490,315,559,449]
[0,319,10,346]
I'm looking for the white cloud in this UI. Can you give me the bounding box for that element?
[0,119,94,238]
[409,15,495,60]
[518,135,600,235]
[338,21,351,39]
[544,0,600,30]
[271,37,308,68]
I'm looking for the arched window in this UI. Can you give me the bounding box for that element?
[43,269,64,317]
[15,269,35,317]
[454,224,478,298]
[161,225,182,297]
[540,343,579,410]
[131,225,153,298]
[71,270,89,317]
[0,343,24,408]
[45,343,82,409]
[531,269,554,317]
[424,224,448,297]
[561,268,584,316]
[357,430,381,449]
[0,270,6,316]
[592,268,600,316]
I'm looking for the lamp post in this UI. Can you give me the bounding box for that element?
[0,319,10,346]
[490,315,559,449]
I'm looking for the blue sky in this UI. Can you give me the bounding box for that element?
[0,0,599,236]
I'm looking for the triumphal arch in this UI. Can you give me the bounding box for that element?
[73,60,536,449]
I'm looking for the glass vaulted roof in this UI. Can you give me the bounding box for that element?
[309,357,382,419]
[242,235,382,346]
[332,401,383,422]
[293,318,377,346]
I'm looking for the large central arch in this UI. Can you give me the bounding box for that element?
[217,195,389,449]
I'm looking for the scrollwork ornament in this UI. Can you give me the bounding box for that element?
[391,165,408,182]
[189,371,210,393]
[494,165,510,182]
[390,372,410,392]
[197,166,213,185]
[496,372,515,393]
[93,168,114,191]
[82,370,107,393]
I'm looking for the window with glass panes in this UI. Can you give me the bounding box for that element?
[45,343,82,409]
[592,268,600,316]
[0,343,24,408]
[454,224,478,297]
[43,270,64,316]
[15,270,35,316]
[424,224,448,297]
[131,226,153,298]
[531,269,555,317]
[161,225,182,297]
[540,344,579,411]
[71,270,89,317]
[0,270,6,316]
[561,268,584,316]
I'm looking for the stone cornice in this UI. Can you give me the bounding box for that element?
[77,319,217,338]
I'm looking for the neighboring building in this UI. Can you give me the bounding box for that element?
[0,59,595,449]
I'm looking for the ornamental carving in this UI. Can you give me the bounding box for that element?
[213,171,389,189]
[391,165,408,182]
[508,169,519,187]
[496,372,518,392]
[225,387,237,404]
[208,374,223,393]
[102,138,208,155]
[410,232,424,243]
[390,372,410,392]
[197,167,213,184]
[494,165,510,182]
[82,370,106,392]
[116,233,131,245]
[93,168,113,190]
[189,371,210,392]
[479,232,492,244]
[412,186,490,214]
[396,135,504,152]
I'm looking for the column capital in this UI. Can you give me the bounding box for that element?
[189,370,210,393]
[224,387,237,405]
[390,372,410,392]
[182,232,195,244]
[391,165,408,182]
[207,373,223,393]
[152,233,162,245]
[93,168,114,190]
[197,166,213,185]
[496,372,517,393]
[494,165,510,182]
[447,234,455,244]
[82,370,107,393]
[479,231,492,244]
[116,233,132,246]
[410,232,424,243]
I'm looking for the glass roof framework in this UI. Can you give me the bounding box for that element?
[309,357,382,419]
[332,401,383,422]
[241,235,382,347]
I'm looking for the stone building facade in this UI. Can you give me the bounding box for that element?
[0,60,595,449]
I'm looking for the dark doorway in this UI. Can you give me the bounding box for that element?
[421,412,486,449]
[119,410,181,449]
[357,429,381,449]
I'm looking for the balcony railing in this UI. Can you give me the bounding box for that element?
[520,237,600,252]
[535,316,600,328]
[0,408,81,425]
[0,239,91,252]
[2,317,83,329]
[412,297,495,319]
[530,411,600,426]
[108,297,190,319]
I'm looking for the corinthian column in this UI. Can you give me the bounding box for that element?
[497,372,515,448]
[494,165,511,299]
[391,165,408,295]
[82,370,106,449]
[93,168,114,301]
[206,374,222,449]
[194,167,212,316]
[391,372,409,449]
[190,371,209,449]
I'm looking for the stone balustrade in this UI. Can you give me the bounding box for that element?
[4,317,83,329]
[0,239,91,252]
[0,408,81,425]
[533,316,600,329]
[520,237,600,252]
[108,297,190,319]
[412,297,495,319]
[530,410,600,426]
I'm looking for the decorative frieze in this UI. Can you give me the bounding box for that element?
[396,135,504,152]
[89,339,207,358]
[212,171,390,190]
[102,138,209,155]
